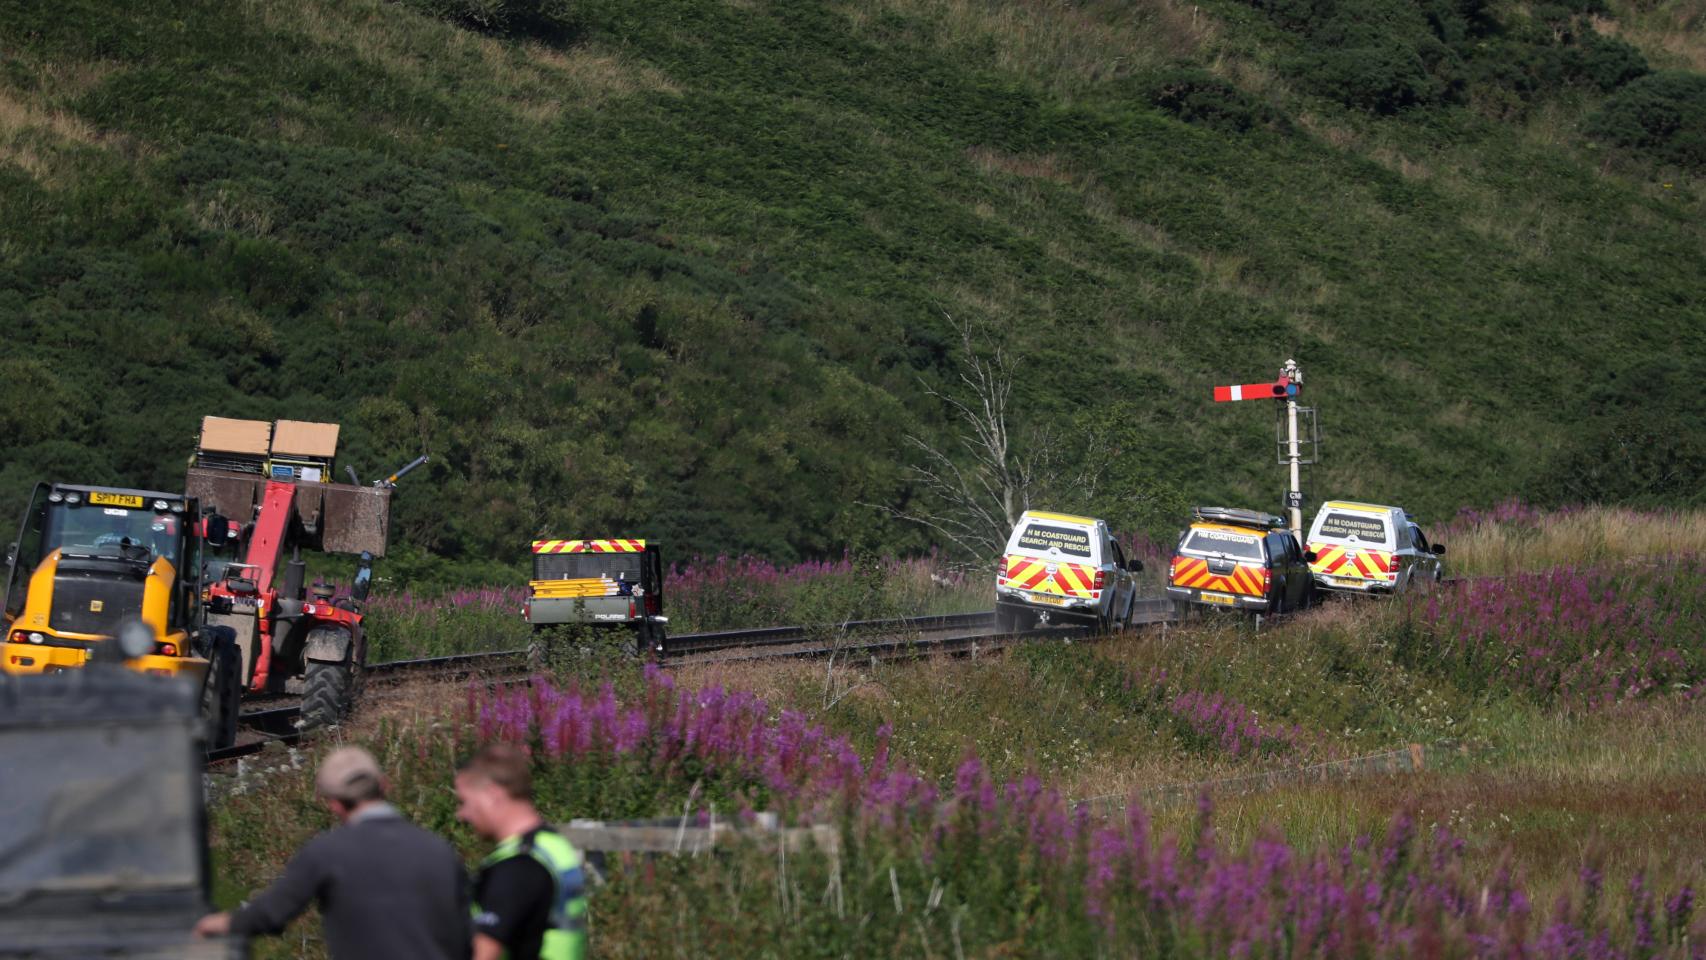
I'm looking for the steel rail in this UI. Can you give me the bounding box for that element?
[210,605,1177,764]
[659,611,995,656]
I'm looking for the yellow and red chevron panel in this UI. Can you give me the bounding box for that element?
[1308,543,1395,581]
[532,539,647,554]
[999,554,1097,597]
[1170,556,1267,597]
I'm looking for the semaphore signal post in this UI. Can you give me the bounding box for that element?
[1213,358,1319,536]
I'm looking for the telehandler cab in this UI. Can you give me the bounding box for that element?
[1,483,244,748]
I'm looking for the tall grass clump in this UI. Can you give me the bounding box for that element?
[1397,557,1706,706]
[1124,667,1318,760]
[1436,501,1706,576]
[653,551,985,632]
[362,585,531,661]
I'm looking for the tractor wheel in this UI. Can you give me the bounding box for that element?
[301,626,357,730]
[201,629,241,750]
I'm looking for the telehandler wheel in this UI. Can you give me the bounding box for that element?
[301,628,357,730]
[201,629,242,750]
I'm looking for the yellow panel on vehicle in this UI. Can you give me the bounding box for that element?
[1171,556,1266,597]
[530,579,621,598]
[998,555,1097,597]
[531,539,646,554]
[1322,500,1396,513]
[1021,510,1097,526]
[88,491,144,508]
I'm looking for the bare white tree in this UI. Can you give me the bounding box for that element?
[868,312,1097,559]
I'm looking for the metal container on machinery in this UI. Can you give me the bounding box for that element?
[185,417,392,558]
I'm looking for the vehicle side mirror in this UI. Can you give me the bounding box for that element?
[1432,543,1446,556]
[203,515,230,547]
[1304,550,1318,562]
[1127,559,1143,572]
[351,551,374,604]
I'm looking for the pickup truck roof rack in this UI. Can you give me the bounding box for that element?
[1192,506,1287,530]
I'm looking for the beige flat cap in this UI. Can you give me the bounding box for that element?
[315,746,382,799]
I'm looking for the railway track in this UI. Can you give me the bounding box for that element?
[661,610,995,658]
[208,601,1181,764]
[208,649,539,763]
[206,578,1511,766]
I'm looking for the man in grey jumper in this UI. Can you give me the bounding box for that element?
[194,746,471,959]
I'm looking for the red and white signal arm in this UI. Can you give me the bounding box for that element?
[1213,379,1297,402]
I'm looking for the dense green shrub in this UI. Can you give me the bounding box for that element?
[1147,68,1283,133]
[1290,30,1445,114]
[1241,0,1647,114]
[1586,71,1706,172]
[1564,32,1650,91]
[395,0,580,40]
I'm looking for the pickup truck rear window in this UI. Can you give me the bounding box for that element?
[1182,529,1264,562]
[1316,512,1390,544]
[535,554,644,580]
[1014,523,1093,558]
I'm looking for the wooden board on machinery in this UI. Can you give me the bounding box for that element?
[198,417,273,455]
[270,420,339,458]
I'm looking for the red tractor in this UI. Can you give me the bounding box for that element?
[186,417,425,729]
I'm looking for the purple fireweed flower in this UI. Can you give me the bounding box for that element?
[1411,559,1706,707]
[458,671,1697,958]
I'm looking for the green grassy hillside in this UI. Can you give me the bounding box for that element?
[2,0,1702,567]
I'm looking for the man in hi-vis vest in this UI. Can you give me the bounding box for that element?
[455,743,589,960]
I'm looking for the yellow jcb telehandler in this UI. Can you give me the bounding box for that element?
[1,483,244,748]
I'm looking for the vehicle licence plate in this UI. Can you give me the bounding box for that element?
[1199,593,1237,606]
[1029,594,1067,606]
[89,492,144,508]
[1331,577,1366,587]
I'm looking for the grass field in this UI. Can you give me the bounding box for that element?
[218,505,1706,957]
